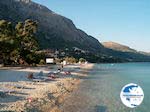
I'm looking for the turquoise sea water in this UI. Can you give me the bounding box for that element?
[61,63,150,112]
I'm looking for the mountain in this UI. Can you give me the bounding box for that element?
[0,0,104,53]
[0,0,150,62]
[102,42,150,62]
[102,41,137,53]
[139,51,150,56]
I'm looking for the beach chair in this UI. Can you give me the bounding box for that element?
[27,72,54,82]
[36,71,56,81]
[0,91,6,97]
[0,88,16,97]
[48,71,60,75]
[32,78,45,82]
[37,71,44,77]
[27,73,34,79]
[47,74,57,79]
[35,71,45,79]
[48,71,60,79]
[62,71,71,75]
[6,84,25,89]
[27,72,42,82]
[14,84,25,89]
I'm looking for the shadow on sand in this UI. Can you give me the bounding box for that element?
[0,94,24,103]
[95,105,108,112]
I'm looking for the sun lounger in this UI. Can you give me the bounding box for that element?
[42,76,55,81]
[48,70,60,75]
[47,74,57,79]
[36,71,55,80]
[54,71,60,74]
[14,85,25,89]
[0,88,16,94]
[34,76,54,81]
[0,91,6,97]
[0,88,17,97]
[62,71,71,75]
[6,84,25,89]
[27,72,43,81]
[27,73,34,79]
[37,71,44,76]
[32,78,45,82]
[27,71,55,82]
[47,70,61,79]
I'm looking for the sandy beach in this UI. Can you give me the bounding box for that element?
[0,64,94,112]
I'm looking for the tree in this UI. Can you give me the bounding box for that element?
[64,57,77,64]
[0,19,41,65]
[15,19,39,64]
[15,19,39,52]
[79,58,86,63]
[0,20,17,64]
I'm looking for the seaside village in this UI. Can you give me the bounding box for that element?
[0,47,88,67]
[0,47,89,111]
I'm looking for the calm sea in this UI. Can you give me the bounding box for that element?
[61,63,150,112]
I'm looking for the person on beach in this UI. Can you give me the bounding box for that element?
[27,73,34,79]
[61,64,64,71]
[58,64,64,71]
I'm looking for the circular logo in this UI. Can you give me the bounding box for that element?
[120,83,144,108]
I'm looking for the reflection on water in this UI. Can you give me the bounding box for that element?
[61,63,150,112]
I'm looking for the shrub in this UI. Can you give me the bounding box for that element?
[79,58,86,63]
[64,57,77,64]
[39,59,45,65]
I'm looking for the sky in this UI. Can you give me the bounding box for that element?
[33,0,150,52]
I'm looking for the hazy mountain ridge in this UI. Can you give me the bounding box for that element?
[138,51,150,56]
[102,41,137,53]
[102,41,150,56]
[102,41,150,62]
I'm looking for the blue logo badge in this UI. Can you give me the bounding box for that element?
[120,83,144,108]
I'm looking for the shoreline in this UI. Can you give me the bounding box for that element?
[48,63,94,112]
[0,63,94,112]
